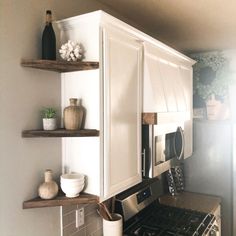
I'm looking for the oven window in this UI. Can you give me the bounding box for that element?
[165,132,176,160]
[175,128,183,158]
[155,135,164,164]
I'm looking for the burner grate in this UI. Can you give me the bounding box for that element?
[124,205,215,236]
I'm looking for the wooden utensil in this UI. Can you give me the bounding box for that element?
[98,204,109,221]
[101,202,113,221]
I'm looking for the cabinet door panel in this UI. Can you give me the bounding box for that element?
[103,26,142,198]
[169,65,187,111]
[143,42,188,113]
[180,67,193,112]
[143,52,167,112]
[157,60,178,112]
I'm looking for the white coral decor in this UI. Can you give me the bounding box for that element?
[59,40,83,61]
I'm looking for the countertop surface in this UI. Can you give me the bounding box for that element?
[159,191,221,214]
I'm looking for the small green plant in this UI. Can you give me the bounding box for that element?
[42,108,56,119]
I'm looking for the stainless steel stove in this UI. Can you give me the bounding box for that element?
[115,178,215,236]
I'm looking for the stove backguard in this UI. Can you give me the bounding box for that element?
[115,178,163,222]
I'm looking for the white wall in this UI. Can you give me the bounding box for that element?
[0,1,117,236]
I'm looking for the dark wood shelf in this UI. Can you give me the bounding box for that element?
[23,192,99,209]
[21,59,99,73]
[142,112,157,125]
[22,128,99,138]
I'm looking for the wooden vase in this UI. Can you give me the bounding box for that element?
[64,98,84,130]
[38,169,58,199]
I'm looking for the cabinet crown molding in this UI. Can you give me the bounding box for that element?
[56,10,195,66]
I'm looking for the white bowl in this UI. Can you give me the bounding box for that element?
[60,173,84,182]
[61,178,84,185]
[60,181,84,189]
[60,173,85,197]
[60,183,85,198]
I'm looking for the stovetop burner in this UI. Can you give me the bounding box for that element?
[133,225,162,236]
[133,225,181,236]
[124,205,215,236]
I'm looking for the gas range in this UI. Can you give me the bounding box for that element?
[115,178,215,236]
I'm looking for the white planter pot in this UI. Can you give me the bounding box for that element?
[43,118,57,130]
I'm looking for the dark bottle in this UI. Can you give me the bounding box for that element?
[42,10,56,60]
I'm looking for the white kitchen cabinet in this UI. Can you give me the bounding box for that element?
[56,10,194,201]
[57,11,142,200]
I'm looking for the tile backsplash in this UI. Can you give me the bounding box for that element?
[62,203,103,236]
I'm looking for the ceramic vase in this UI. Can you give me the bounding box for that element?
[64,98,84,130]
[38,169,59,199]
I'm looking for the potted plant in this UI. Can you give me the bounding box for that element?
[42,108,57,130]
[192,52,232,120]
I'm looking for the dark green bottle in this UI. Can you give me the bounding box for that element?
[42,10,56,60]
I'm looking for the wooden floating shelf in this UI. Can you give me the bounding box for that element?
[142,112,187,125]
[21,59,99,73]
[142,112,157,125]
[23,192,99,209]
[22,128,99,138]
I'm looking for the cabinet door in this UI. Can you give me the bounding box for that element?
[103,26,142,198]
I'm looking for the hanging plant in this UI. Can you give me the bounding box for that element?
[192,51,231,102]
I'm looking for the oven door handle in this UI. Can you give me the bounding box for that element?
[174,126,184,160]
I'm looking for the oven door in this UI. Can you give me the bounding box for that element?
[142,124,184,178]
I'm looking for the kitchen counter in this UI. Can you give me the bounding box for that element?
[159,191,221,215]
